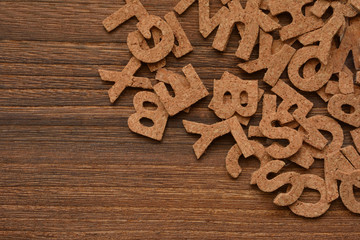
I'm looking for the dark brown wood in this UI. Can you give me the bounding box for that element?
[0,0,359,239]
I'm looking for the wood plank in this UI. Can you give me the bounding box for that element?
[0,186,346,214]
[0,106,331,126]
[0,41,130,65]
[0,231,359,240]
[0,88,332,107]
[0,75,109,90]
[0,1,228,43]
[0,63,256,79]
[0,204,355,232]
[0,40,255,67]
[0,136,328,174]
[0,161,325,188]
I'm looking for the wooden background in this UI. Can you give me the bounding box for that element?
[1,0,359,239]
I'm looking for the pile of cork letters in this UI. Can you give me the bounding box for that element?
[98,0,360,218]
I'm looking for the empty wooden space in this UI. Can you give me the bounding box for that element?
[0,0,359,239]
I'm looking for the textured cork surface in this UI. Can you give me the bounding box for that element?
[288,45,332,92]
[328,93,360,127]
[127,15,175,63]
[164,11,194,58]
[128,91,169,141]
[99,57,152,103]
[259,94,303,159]
[325,151,355,202]
[351,128,360,152]
[338,170,360,214]
[289,174,331,218]
[238,30,296,86]
[208,71,258,119]
[268,0,324,41]
[251,160,304,207]
[154,64,209,116]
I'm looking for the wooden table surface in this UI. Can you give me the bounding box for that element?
[1,0,359,239]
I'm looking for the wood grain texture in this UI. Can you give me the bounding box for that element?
[0,0,359,239]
